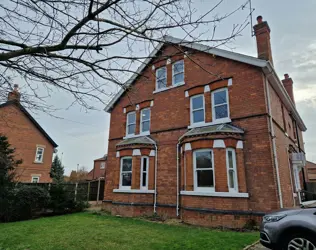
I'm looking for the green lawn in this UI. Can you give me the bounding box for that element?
[0,212,258,250]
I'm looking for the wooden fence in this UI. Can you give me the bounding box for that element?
[23,179,105,202]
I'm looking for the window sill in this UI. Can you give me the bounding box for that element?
[188,118,231,129]
[153,82,185,94]
[123,132,150,139]
[180,191,249,198]
[33,161,43,164]
[113,189,155,194]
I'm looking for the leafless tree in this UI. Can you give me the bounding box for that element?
[0,0,251,113]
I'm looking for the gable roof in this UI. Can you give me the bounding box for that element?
[104,36,307,132]
[0,101,58,147]
[94,155,107,161]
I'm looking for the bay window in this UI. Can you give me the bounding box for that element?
[226,148,238,192]
[120,157,132,189]
[140,108,150,133]
[190,95,205,125]
[126,112,136,136]
[156,67,167,90]
[193,149,215,191]
[212,88,230,122]
[172,60,184,85]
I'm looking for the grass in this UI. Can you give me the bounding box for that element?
[0,212,258,250]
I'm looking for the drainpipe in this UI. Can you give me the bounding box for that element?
[153,143,158,213]
[286,147,296,207]
[176,133,187,217]
[265,76,283,208]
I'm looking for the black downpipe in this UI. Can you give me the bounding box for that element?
[295,122,307,191]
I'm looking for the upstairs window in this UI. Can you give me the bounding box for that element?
[193,149,215,192]
[140,156,149,189]
[190,95,205,125]
[156,67,167,90]
[172,60,184,85]
[100,162,105,169]
[226,148,238,192]
[140,108,151,133]
[126,112,136,135]
[120,157,132,189]
[212,88,230,121]
[35,147,44,163]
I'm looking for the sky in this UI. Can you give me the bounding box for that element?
[22,0,316,175]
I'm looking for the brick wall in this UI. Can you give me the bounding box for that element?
[0,104,54,183]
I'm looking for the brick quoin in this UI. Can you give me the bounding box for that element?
[102,16,307,228]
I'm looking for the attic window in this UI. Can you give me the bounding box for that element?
[156,67,167,90]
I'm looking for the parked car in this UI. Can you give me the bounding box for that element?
[260,201,316,250]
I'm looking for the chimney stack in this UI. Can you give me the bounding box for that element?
[253,16,273,65]
[7,84,21,102]
[282,74,295,104]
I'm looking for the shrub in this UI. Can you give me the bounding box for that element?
[1,185,50,222]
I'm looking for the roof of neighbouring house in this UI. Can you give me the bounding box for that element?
[181,124,244,138]
[94,155,107,161]
[103,35,306,132]
[0,100,58,147]
[116,136,156,147]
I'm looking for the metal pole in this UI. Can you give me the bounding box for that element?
[96,178,101,205]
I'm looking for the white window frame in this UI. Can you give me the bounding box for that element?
[193,149,215,192]
[226,148,238,193]
[119,156,133,190]
[31,176,40,183]
[294,166,301,192]
[34,147,44,163]
[156,66,167,90]
[140,156,149,190]
[172,60,184,86]
[212,88,230,123]
[126,111,136,136]
[100,162,105,169]
[140,108,151,134]
[190,94,205,126]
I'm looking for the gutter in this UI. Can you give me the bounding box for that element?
[265,74,283,208]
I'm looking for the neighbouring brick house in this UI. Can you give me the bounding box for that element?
[102,16,307,228]
[305,161,316,182]
[87,155,107,181]
[0,85,58,183]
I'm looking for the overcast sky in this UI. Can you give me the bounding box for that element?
[26,0,316,175]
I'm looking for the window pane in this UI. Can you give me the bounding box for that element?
[128,113,136,124]
[142,158,147,171]
[228,151,233,169]
[122,158,132,171]
[214,90,227,105]
[128,124,135,134]
[173,61,184,73]
[229,170,235,189]
[197,170,214,187]
[215,105,228,119]
[142,109,150,121]
[192,96,203,110]
[142,121,150,132]
[157,79,167,89]
[142,173,147,187]
[174,73,184,85]
[157,67,166,78]
[196,151,212,169]
[122,173,132,186]
[193,110,204,123]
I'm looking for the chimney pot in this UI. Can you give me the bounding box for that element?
[257,16,263,23]
[7,84,21,102]
[284,73,289,79]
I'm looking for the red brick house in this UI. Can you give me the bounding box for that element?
[305,161,316,182]
[0,86,58,183]
[87,155,107,181]
[102,16,307,228]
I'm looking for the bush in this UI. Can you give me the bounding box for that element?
[1,185,50,222]
[49,184,88,214]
